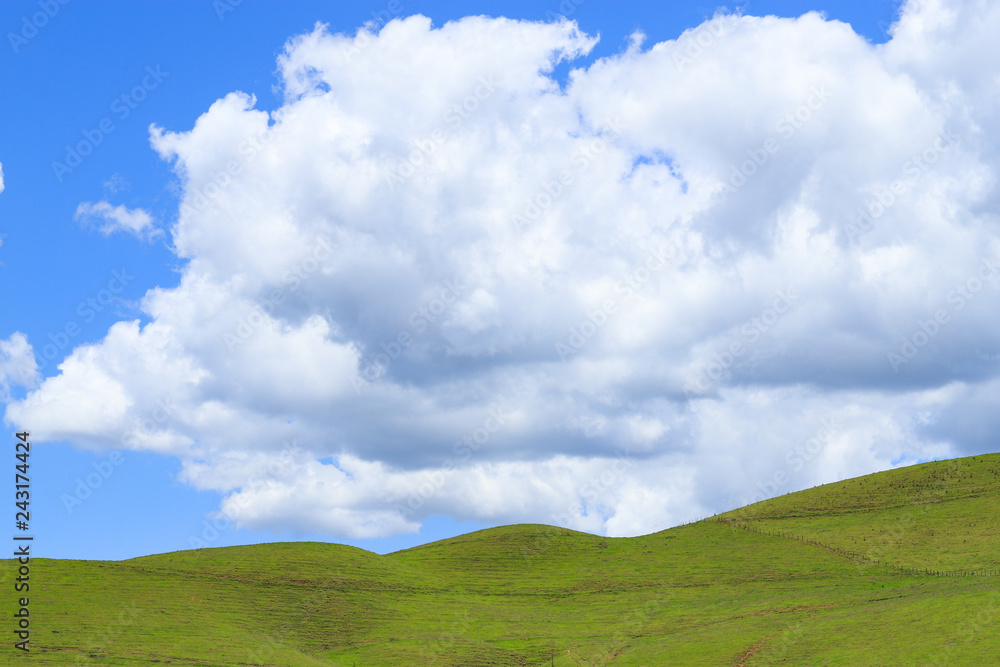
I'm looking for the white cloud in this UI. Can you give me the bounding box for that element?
[74,201,159,240]
[6,1,1000,539]
[0,334,39,401]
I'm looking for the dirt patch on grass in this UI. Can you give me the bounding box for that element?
[734,635,772,666]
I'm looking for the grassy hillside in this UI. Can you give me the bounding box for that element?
[719,454,1000,572]
[5,453,1000,665]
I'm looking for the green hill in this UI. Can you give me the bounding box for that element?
[6,453,1000,665]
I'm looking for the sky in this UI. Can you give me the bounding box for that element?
[1,0,997,561]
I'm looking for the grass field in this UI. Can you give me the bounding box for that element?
[5,453,1000,665]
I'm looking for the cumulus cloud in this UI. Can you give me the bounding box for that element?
[74,201,160,240]
[6,1,1000,539]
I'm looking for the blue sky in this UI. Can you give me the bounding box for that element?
[4,0,996,561]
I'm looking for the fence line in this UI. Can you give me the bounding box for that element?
[709,517,1000,578]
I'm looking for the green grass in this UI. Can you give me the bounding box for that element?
[5,453,1000,665]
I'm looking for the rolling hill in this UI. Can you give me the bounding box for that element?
[7,453,1000,665]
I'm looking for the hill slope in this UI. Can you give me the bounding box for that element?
[6,453,1000,665]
